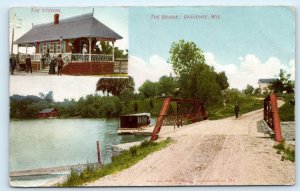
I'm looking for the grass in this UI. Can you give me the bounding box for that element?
[273,141,295,162]
[207,96,263,120]
[58,138,172,187]
[278,94,295,121]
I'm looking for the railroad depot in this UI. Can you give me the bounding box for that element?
[13,12,127,75]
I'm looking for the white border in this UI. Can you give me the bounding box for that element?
[1,1,299,191]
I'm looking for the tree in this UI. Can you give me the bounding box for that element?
[178,63,221,104]
[254,88,260,95]
[269,69,294,94]
[169,39,205,76]
[158,75,178,97]
[169,40,224,105]
[134,101,138,113]
[119,88,134,113]
[96,76,135,96]
[138,80,159,98]
[100,41,128,59]
[216,72,229,90]
[244,84,254,95]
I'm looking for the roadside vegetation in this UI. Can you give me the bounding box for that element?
[278,94,295,121]
[58,138,172,187]
[273,141,295,162]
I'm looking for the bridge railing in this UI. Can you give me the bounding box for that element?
[150,98,208,142]
[263,93,283,142]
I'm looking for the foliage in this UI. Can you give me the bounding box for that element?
[207,90,263,120]
[168,40,228,106]
[254,88,260,95]
[169,39,205,76]
[10,94,52,119]
[243,84,254,95]
[10,93,123,119]
[119,88,135,114]
[178,63,221,105]
[96,76,135,96]
[99,41,128,59]
[269,69,294,94]
[157,75,178,97]
[138,80,159,98]
[216,71,229,90]
[58,138,172,187]
[273,141,295,162]
[279,94,295,121]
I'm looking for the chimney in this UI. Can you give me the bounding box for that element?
[54,14,60,25]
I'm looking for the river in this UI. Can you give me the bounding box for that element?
[10,118,153,186]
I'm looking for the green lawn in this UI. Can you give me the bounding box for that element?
[278,94,295,121]
[207,96,263,120]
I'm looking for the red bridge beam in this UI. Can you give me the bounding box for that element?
[150,97,207,142]
[263,93,283,142]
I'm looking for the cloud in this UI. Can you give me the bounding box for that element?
[129,55,174,89]
[204,52,237,76]
[204,52,295,90]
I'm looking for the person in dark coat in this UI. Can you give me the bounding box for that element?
[25,54,32,73]
[57,54,64,76]
[41,52,45,69]
[48,56,57,74]
[9,54,17,75]
[234,101,240,118]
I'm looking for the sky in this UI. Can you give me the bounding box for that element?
[128,6,295,89]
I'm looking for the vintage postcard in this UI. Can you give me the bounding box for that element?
[9,7,128,76]
[9,6,295,187]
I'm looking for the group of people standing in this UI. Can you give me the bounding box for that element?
[9,53,64,76]
[9,54,32,75]
[48,54,64,76]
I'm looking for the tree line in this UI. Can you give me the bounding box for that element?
[11,39,293,120]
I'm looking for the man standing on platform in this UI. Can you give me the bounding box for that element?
[25,54,32,73]
[9,54,16,75]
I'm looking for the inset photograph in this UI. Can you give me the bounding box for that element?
[9,7,128,76]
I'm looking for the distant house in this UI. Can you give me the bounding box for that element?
[38,108,59,118]
[258,78,277,94]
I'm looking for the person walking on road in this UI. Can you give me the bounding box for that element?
[234,101,240,119]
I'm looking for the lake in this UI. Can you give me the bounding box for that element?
[10,118,153,186]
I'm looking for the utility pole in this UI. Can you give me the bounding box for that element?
[10,14,22,55]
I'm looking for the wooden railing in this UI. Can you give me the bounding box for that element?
[263,93,282,142]
[18,53,113,63]
[71,54,113,62]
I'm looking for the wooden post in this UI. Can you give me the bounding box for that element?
[112,41,115,62]
[88,37,92,62]
[96,141,101,163]
[25,44,28,54]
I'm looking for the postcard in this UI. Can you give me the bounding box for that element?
[9,6,295,187]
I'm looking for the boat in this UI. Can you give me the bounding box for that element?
[117,113,153,135]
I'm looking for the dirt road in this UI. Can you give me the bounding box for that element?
[87,101,295,186]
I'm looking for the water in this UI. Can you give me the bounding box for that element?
[10,118,153,186]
